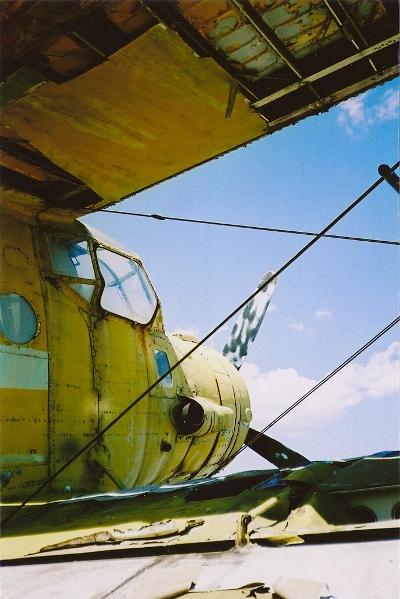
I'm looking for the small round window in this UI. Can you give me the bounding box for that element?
[0,293,38,344]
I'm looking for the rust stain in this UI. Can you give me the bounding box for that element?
[0,149,47,181]
[174,0,381,79]
[0,0,24,21]
[104,0,154,34]
[0,0,394,213]
[3,26,265,204]
[1,1,94,61]
[41,34,96,77]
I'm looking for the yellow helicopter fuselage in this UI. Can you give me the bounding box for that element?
[0,208,251,501]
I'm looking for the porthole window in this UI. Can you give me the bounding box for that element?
[0,293,37,344]
[392,503,400,520]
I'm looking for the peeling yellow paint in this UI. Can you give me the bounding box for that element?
[3,26,266,208]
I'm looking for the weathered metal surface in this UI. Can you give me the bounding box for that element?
[1,456,399,560]
[0,215,49,498]
[2,25,266,210]
[0,213,251,501]
[0,148,46,181]
[1,458,398,595]
[0,0,154,79]
[253,31,399,108]
[0,0,397,215]
[1,540,398,598]
[176,0,385,78]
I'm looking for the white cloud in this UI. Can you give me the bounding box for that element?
[288,321,305,332]
[376,88,399,122]
[339,94,367,125]
[241,342,399,435]
[337,93,370,134]
[337,87,399,135]
[315,309,333,321]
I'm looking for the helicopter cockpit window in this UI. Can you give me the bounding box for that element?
[97,248,157,324]
[49,238,96,302]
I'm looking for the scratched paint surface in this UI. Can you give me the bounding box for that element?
[1,456,398,561]
[0,0,395,216]
[0,215,49,496]
[177,0,384,79]
[0,213,251,500]
[2,25,266,205]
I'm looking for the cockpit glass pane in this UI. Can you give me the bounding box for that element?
[49,239,95,280]
[49,238,95,301]
[97,248,157,324]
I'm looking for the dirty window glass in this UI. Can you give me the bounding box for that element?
[97,248,157,324]
[0,293,37,344]
[68,283,95,302]
[154,350,173,387]
[49,238,95,301]
[49,239,95,279]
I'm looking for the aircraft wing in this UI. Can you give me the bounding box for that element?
[1,0,398,216]
[1,454,399,598]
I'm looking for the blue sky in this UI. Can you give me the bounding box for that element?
[84,79,399,472]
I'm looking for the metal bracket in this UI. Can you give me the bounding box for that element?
[235,513,252,546]
[225,79,239,119]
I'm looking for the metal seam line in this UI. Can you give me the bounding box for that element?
[231,0,305,80]
[2,160,398,527]
[253,33,399,109]
[230,0,321,101]
[98,210,399,247]
[326,0,377,72]
[263,63,398,133]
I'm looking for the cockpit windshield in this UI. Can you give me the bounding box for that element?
[48,235,157,324]
[48,237,96,302]
[97,247,157,324]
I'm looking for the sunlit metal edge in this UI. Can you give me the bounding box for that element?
[253,33,399,109]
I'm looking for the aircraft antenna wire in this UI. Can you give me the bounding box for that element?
[1,161,398,527]
[98,212,399,247]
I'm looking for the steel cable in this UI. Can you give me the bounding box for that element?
[98,210,399,247]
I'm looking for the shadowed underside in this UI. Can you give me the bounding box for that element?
[0,0,398,216]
